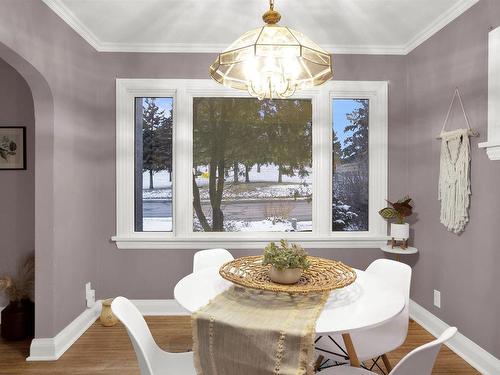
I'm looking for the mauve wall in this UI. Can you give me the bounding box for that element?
[92,52,408,300]
[0,0,99,336]
[0,58,35,308]
[407,0,500,357]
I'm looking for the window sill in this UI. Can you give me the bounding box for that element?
[478,141,500,160]
[111,235,390,250]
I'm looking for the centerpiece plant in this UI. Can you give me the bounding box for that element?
[263,240,310,284]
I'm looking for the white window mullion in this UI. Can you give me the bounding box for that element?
[313,88,332,236]
[174,88,193,237]
[368,83,389,237]
[115,81,136,238]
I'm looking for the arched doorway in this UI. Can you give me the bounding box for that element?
[0,42,56,342]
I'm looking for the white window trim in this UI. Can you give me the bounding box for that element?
[479,26,500,160]
[112,79,389,249]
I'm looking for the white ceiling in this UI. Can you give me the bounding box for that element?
[42,0,479,55]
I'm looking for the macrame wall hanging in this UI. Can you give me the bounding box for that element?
[437,88,478,234]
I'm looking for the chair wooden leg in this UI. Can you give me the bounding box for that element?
[342,333,360,367]
[314,355,325,372]
[381,354,393,372]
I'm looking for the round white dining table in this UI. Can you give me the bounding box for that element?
[174,267,405,367]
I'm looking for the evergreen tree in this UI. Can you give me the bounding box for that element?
[157,108,173,181]
[341,99,369,162]
[262,99,312,183]
[332,197,357,231]
[142,98,169,189]
[332,131,342,171]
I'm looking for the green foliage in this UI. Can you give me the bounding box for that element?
[262,240,310,270]
[379,207,398,220]
[378,195,413,224]
[142,98,173,188]
[341,100,369,162]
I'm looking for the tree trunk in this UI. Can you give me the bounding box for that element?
[206,99,227,232]
[278,165,283,183]
[245,165,251,183]
[233,162,239,184]
[192,174,211,231]
[149,170,154,189]
[210,161,225,231]
[257,164,261,173]
[169,170,172,182]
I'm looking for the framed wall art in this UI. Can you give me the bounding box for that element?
[0,126,26,170]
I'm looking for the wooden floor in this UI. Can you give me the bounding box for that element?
[0,317,479,374]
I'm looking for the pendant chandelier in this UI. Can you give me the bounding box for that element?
[209,0,333,100]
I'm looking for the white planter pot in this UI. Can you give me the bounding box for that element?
[269,266,302,284]
[390,223,410,240]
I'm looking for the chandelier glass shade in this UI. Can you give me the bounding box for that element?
[209,1,333,100]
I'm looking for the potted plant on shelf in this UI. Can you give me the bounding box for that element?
[379,196,413,249]
[0,255,35,340]
[263,240,310,284]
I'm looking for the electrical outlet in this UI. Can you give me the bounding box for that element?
[86,282,95,308]
[433,289,441,308]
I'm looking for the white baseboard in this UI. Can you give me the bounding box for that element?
[25,299,188,361]
[131,299,189,316]
[409,299,500,375]
[27,301,102,361]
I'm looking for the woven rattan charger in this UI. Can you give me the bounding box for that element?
[219,255,357,294]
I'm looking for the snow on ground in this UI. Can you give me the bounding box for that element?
[192,218,312,232]
[143,218,172,232]
[143,164,311,189]
[142,183,311,200]
[233,219,312,232]
[143,217,311,232]
[143,189,173,200]
[143,171,172,189]
[142,164,312,200]
[194,164,312,186]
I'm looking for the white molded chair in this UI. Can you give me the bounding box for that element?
[111,297,196,375]
[193,248,234,273]
[316,259,412,370]
[321,327,457,375]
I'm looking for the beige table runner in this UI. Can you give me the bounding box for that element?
[192,286,329,375]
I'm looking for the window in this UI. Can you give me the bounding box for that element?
[114,79,388,249]
[192,98,312,232]
[134,97,174,232]
[332,99,369,231]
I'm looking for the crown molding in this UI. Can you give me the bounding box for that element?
[42,0,480,56]
[97,42,225,54]
[97,42,408,55]
[41,0,102,51]
[402,0,480,54]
